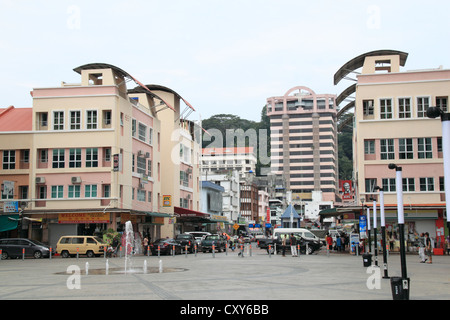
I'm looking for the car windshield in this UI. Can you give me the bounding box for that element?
[177,235,191,239]
[206,235,220,240]
[28,239,46,246]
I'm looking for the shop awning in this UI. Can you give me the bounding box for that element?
[146,212,172,218]
[0,214,19,232]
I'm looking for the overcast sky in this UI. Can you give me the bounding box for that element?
[1,0,449,121]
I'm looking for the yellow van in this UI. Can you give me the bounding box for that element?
[56,235,106,258]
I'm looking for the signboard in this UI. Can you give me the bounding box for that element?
[3,201,18,213]
[233,223,239,230]
[58,212,110,224]
[2,181,14,197]
[359,215,367,236]
[113,154,122,172]
[163,195,172,207]
[339,180,354,201]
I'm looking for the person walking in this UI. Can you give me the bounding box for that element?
[289,233,298,257]
[282,234,287,257]
[143,236,149,256]
[326,233,333,253]
[418,233,426,263]
[237,235,244,257]
[425,232,433,264]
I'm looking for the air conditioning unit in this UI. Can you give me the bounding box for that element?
[35,177,45,184]
[144,152,150,158]
[137,150,143,157]
[71,177,82,184]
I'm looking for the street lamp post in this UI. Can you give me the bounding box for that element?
[427,107,450,232]
[388,163,409,300]
[370,197,378,266]
[375,186,389,279]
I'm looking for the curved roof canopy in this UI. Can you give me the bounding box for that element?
[334,50,408,85]
[73,63,178,112]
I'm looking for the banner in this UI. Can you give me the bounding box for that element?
[58,212,110,224]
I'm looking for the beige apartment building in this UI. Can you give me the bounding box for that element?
[335,50,448,249]
[0,63,201,247]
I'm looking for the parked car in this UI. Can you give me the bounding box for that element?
[150,238,182,255]
[0,238,51,259]
[56,235,106,258]
[264,235,321,255]
[201,234,227,253]
[184,231,211,250]
[174,233,196,253]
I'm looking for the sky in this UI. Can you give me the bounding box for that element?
[1,0,449,122]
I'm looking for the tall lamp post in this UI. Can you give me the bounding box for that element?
[427,107,450,232]
[375,186,389,278]
[370,197,378,266]
[388,163,409,300]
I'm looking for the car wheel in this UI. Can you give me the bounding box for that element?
[307,246,314,255]
[33,251,43,259]
[86,251,95,258]
[61,250,70,258]
[1,251,8,260]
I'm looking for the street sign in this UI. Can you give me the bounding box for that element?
[233,223,239,230]
[359,215,367,236]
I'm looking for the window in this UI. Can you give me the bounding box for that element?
[436,97,448,112]
[53,111,64,130]
[104,147,111,162]
[86,110,97,129]
[149,128,153,145]
[68,185,81,198]
[398,98,411,118]
[69,149,82,168]
[39,149,48,163]
[420,177,434,191]
[3,150,15,169]
[52,149,65,168]
[132,119,137,137]
[137,189,146,202]
[363,100,374,117]
[70,111,81,130]
[365,178,377,193]
[38,186,47,199]
[380,98,393,119]
[51,185,64,198]
[418,138,432,159]
[402,178,415,192]
[103,110,112,126]
[364,140,375,155]
[382,178,396,192]
[417,97,430,118]
[138,123,147,141]
[86,148,98,167]
[399,138,413,159]
[380,139,395,160]
[85,184,97,197]
[136,156,146,175]
[103,184,111,198]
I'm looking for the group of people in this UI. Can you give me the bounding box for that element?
[325,233,349,252]
[280,233,299,257]
[417,232,433,264]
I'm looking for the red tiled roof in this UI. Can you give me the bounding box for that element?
[0,106,32,131]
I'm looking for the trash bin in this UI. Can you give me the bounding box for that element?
[390,277,410,300]
[362,253,372,267]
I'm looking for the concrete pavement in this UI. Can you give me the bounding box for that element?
[0,247,448,301]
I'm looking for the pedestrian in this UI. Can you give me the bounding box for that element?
[418,233,426,263]
[425,232,433,264]
[326,233,333,252]
[282,234,287,257]
[445,236,450,255]
[143,236,148,255]
[289,233,298,257]
[238,235,244,257]
[336,236,341,252]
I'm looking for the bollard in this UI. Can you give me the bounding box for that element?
[104,246,107,258]
[185,245,188,258]
[172,245,175,257]
[106,259,109,275]
[0,249,2,260]
[249,243,252,257]
[241,244,244,258]
[268,245,272,258]
[76,247,79,260]
[22,248,25,260]
[194,244,197,257]
[147,246,150,257]
[119,246,122,258]
[49,247,52,260]
[85,262,89,276]
[225,242,228,256]
[158,245,160,258]
[306,243,309,255]
[298,244,301,258]
[212,242,215,258]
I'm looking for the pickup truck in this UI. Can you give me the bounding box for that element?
[201,234,227,253]
[257,235,321,255]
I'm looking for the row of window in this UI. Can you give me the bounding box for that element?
[365,177,445,193]
[36,184,107,199]
[362,96,448,119]
[364,137,442,160]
